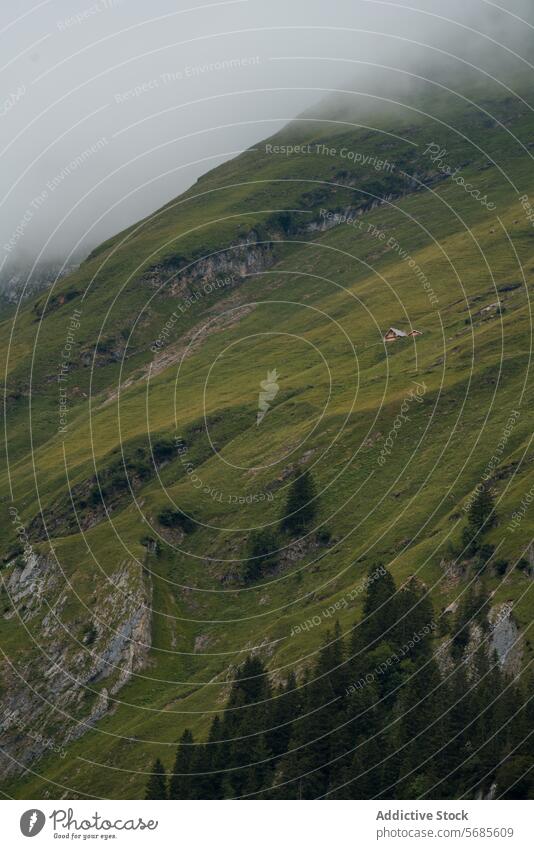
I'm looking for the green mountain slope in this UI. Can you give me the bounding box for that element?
[1,80,533,798]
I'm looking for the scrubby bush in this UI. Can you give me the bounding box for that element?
[140,535,161,555]
[316,527,331,545]
[152,438,176,464]
[477,542,495,568]
[494,559,508,576]
[158,507,196,534]
[245,529,279,583]
[517,558,531,575]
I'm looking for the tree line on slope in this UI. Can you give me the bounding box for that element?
[146,564,533,800]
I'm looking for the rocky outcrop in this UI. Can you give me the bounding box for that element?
[488,602,522,675]
[138,228,277,297]
[4,552,60,621]
[436,601,522,680]
[0,554,152,780]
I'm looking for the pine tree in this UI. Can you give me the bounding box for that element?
[468,484,496,532]
[439,663,474,797]
[286,629,343,798]
[317,621,348,696]
[396,658,442,794]
[498,670,534,798]
[461,485,496,557]
[496,756,534,799]
[394,578,435,658]
[169,729,195,799]
[360,564,397,649]
[217,656,273,797]
[188,743,215,799]
[171,571,527,802]
[240,730,273,798]
[202,715,224,799]
[276,687,329,799]
[346,733,391,799]
[331,675,382,799]
[266,672,301,759]
[471,651,506,791]
[280,471,317,534]
[145,758,168,799]
[227,656,270,707]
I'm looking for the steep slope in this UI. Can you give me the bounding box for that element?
[1,80,533,798]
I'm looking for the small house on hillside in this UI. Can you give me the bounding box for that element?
[384,326,422,342]
[384,327,407,342]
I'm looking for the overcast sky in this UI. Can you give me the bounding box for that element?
[1,0,533,278]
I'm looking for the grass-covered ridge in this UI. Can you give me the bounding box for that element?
[1,80,533,798]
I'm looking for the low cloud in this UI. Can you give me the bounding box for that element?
[1,0,533,285]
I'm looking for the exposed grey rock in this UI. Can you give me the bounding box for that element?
[194,633,211,653]
[488,603,522,675]
[0,555,152,780]
[139,228,276,297]
[4,553,58,620]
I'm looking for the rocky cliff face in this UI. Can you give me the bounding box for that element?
[0,553,151,780]
[138,228,278,298]
[488,602,522,676]
[435,599,523,681]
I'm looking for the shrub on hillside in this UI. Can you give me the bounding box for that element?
[245,529,279,583]
[158,507,196,534]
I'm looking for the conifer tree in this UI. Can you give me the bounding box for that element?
[188,743,214,799]
[169,729,195,799]
[394,578,434,657]
[346,734,390,799]
[468,484,496,531]
[218,656,273,797]
[318,621,348,696]
[439,663,473,796]
[360,564,397,648]
[227,656,270,707]
[145,758,168,799]
[471,650,505,786]
[463,485,497,555]
[280,471,317,534]
[288,629,342,798]
[176,562,524,802]
[203,715,224,799]
[396,658,442,793]
[266,672,301,759]
[496,756,534,799]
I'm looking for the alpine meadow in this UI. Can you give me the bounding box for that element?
[1,0,534,812]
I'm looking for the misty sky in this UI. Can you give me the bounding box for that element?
[1,0,533,277]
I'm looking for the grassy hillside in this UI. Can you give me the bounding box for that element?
[1,80,533,798]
